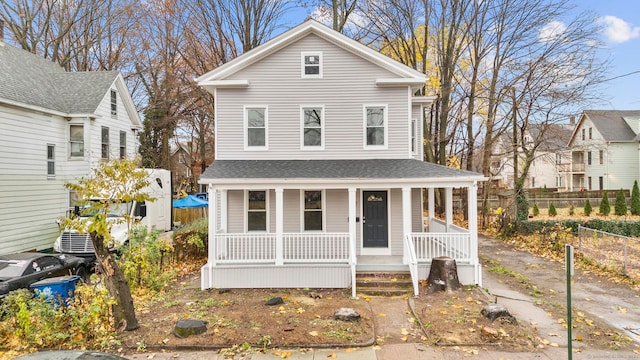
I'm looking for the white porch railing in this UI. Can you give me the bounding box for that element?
[411,232,472,263]
[283,233,350,263]
[214,232,351,264]
[403,235,420,296]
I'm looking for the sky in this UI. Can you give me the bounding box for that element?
[575,0,640,110]
[282,1,640,111]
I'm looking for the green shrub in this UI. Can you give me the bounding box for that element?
[119,225,176,292]
[548,203,557,217]
[569,205,575,216]
[532,203,539,217]
[173,217,208,261]
[614,189,628,216]
[600,191,610,216]
[631,180,640,215]
[584,199,592,216]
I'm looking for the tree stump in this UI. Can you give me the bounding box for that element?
[425,256,461,294]
[173,319,208,338]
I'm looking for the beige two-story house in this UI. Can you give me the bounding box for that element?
[196,20,485,296]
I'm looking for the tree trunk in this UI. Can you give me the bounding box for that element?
[425,256,461,294]
[92,232,139,331]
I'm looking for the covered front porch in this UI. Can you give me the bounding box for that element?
[199,159,485,296]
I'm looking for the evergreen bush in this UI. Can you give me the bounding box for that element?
[548,203,557,217]
[614,189,627,216]
[631,180,640,216]
[569,205,575,216]
[584,199,592,216]
[532,203,539,217]
[599,191,610,216]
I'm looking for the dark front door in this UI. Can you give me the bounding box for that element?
[363,191,388,248]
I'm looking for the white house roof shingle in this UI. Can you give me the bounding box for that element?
[0,42,119,115]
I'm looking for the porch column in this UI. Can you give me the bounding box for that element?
[348,187,357,298]
[445,187,453,231]
[428,187,434,229]
[402,187,412,264]
[205,185,218,290]
[275,187,284,266]
[220,189,228,232]
[467,182,480,285]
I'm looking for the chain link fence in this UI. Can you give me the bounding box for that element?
[576,225,640,280]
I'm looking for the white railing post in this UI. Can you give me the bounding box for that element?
[404,234,419,296]
[275,188,284,266]
[348,187,357,298]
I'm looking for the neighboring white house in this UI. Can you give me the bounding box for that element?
[196,20,485,296]
[564,110,640,191]
[0,41,141,255]
[490,123,573,190]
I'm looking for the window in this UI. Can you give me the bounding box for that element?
[411,119,417,154]
[301,106,324,149]
[581,128,585,140]
[589,127,592,139]
[245,107,267,149]
[588,176,592,190]
[247,190,267,231]
[599,176,603,190]
[101,126,110,159]
[47,144,55,177]
[301,52,322,78]
[599,150,603,165]
[587,151,591,165]
[119,131,127,159]
[110,90,117,118]
[555,153,561,164]
[303,190,323,231]
[364,105,387,147]
[531,177,535,188]
[69,124,84,157]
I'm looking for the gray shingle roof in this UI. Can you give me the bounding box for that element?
[201,159,483,181]
[0,42,118,114]
[583,110,640,142]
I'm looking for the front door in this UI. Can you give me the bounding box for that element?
[363,191,388,248]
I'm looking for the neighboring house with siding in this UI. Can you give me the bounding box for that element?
[564,110,640,191]
[196,20,485,296]
[0,41,141,255]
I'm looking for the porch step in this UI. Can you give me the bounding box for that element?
[356,271,413,297]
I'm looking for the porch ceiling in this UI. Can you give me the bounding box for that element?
[200,159,485,186]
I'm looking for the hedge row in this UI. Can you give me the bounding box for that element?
[513,219,640,237]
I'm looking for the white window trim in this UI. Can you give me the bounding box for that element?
[301,51,323,79]
[363,104,388,149]
[244,105,269,150]
[300,189,326,232]
[110,89,117,118]
[300,105,325,150]
[245,190,269,232]
[68,123,85,159]
[47,143,55,177]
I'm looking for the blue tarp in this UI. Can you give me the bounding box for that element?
[173,195,208,208]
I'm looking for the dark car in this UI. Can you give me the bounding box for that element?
[0,252,91,300]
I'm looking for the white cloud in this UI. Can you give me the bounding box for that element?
[599,15,640,43]
[538,20,567,42]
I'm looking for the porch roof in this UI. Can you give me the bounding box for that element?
[200,159,485,185]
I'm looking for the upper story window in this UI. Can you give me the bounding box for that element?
[581,128,585,140]
[301,106,324,149]
[110,90,117,118]
[245,106,268,149]
[119,131,127,159]
[411,119,417,154]
[587,150,591,165]
[47,144,55,177]
[69,124,84,158]
[247,190,267,231]
[301,52,322,78]
[364,105,387,148]
[101,126,110,160]
[302,190,323,231]
[599,150,603,165]
[589,127,592,139]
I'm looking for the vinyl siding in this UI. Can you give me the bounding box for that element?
[216,33,411,160]
[0,87,138,254]
[606,143,639,190]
